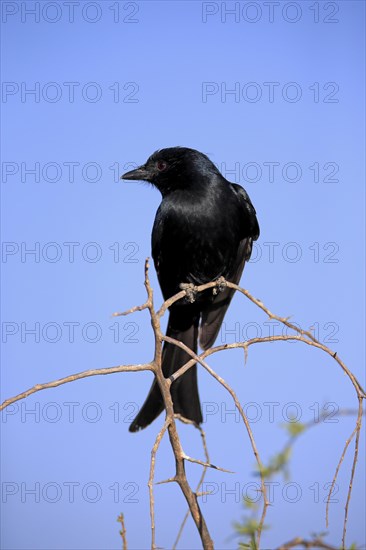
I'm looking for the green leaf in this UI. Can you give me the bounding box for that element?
[243,495,259,510]
[285,421,307,437]
[255,447,292,479]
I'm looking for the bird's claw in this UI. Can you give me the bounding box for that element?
[213,276,227,295]
[180,283,197,303]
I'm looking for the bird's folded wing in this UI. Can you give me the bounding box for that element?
[199,237,253,350]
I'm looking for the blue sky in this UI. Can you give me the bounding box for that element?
[1,1,365,549]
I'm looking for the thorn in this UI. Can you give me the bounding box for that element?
[182,454,235,473]
[156,477,177,485]
[244,345,248,365]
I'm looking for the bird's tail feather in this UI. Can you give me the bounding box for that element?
[129,308,202,432]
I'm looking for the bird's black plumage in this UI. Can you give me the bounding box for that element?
[121,147,259,432]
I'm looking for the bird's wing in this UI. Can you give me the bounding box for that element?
[199,238,252,349]
[231,183,260,240]
[199,183,259,350]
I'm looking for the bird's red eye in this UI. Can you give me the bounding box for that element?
[157,161,167,171]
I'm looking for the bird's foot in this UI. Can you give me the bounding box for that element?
[213,276,227,295]
[180,282,197,303]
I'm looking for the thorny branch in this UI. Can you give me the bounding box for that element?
[172,419,210,550]
[117,513,127,550]
[1,260,365,550]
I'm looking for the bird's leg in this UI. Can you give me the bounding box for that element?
[180,282,197,303]
[213,276,227,295]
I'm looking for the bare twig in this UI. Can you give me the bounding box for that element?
[163,334,270,547]
[0,363,151,411]
[117,513,128,550]
[341,397,364,548]
[173,421,210,549]
[113,300,150,317]
[181,453,234,474]
[148,419,169,549]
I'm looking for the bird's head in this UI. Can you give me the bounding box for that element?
[121,147,220,194]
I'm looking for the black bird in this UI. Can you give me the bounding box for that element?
[121,147,259,432]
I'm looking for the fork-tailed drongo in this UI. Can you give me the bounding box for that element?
[121,147,259,432]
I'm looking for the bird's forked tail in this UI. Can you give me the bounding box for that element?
[129,308,202,432]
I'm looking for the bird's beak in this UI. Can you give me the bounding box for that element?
[120,165,150,181]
